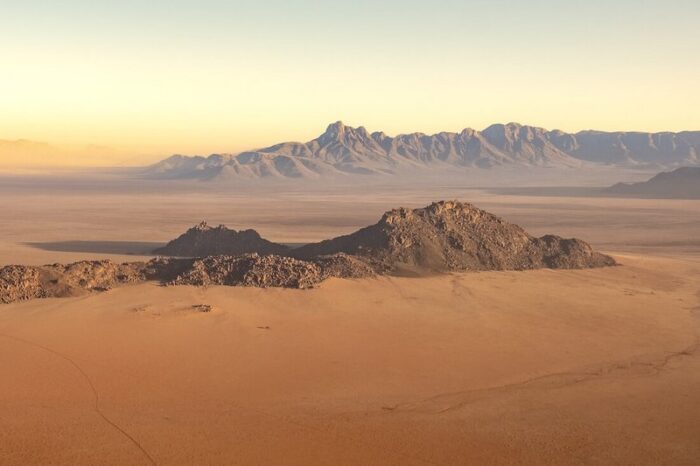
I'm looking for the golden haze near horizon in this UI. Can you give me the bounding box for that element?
[2,0,700,167]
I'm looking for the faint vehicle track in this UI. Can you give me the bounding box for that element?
[0,333,157,465]
[383,341,700,415]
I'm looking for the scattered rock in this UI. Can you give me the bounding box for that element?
[1,260,144,305]
[192,304,213,313]
[42,260,145,292]
[165,254,324,289]
[0,265,43,304]
[315,253,376,280]
[153,252,376,289]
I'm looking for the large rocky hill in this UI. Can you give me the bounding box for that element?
[144,122,700,180]
[292,201,614,273]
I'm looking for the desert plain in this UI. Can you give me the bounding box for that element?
[1,176,700,465]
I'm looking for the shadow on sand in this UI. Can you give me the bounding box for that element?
[25,241,309,257]
[25,241,165,256]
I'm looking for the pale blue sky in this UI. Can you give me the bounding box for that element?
[1,0,699,159]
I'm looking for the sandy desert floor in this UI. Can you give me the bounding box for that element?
[1,179,699,266]
[1,178,700,465]
[1,253,699,465]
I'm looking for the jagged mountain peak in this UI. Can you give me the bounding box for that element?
[318,121,371,143]
[144,122,700,181]
[324,120,346,136]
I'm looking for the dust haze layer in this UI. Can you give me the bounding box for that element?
[144,122,700,181]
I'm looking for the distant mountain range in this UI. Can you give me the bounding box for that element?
[144,122,700,180]
[608,167,700,199]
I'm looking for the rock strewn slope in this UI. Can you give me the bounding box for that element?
[155,253,374,289]
[0,266,43,304]
[0,255,375,303]
[1,260,144,304]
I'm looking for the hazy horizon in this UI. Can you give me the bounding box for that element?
[2,0,700,166]
[3,119,700,169]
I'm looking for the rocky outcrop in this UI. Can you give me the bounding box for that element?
[527,235,615,269]
[1,201,614,305]
[153,221,290,257]
[0,254,374,304]
[164,254,322,289]
[314,253,376,279]
[154,253,375,289]
[0,260,145,304]
[292,201,615,273]
[0,265,43,304]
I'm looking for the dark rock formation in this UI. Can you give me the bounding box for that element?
[292,201,614,273]
[1,201,614,305]
[153,221,290,257]
[0,265,43,304]
[313,253,376,279]
[165,254,322,289]
[0,260,144,304]
[153,252,375,289]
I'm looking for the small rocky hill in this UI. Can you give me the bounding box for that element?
[153,221,290,257]
[293,201,614,273]
[607,167,700,199]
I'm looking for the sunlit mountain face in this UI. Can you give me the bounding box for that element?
[145,122,700,180]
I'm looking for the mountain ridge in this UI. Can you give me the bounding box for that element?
[144,122,700,180]
[608,166,700,199]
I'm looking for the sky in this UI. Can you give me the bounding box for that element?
[1,0,699,165]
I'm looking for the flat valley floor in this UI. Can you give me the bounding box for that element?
[1,178,699,465]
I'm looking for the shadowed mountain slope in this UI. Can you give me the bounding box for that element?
[608,167,700,199]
